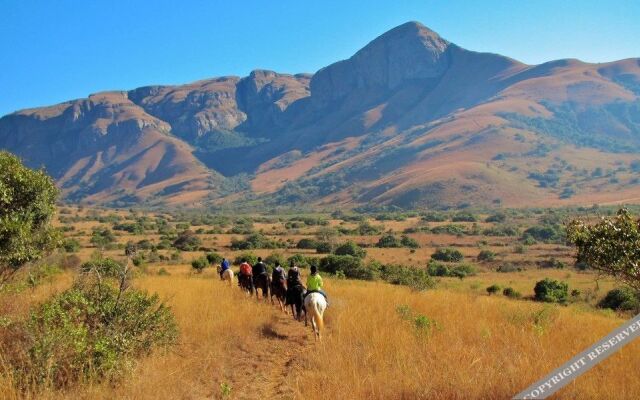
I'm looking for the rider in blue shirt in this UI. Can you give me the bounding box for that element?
[219,258,230,278]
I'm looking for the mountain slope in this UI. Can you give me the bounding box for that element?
[1,21,639,208]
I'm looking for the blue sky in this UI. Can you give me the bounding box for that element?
[1,0,638,116]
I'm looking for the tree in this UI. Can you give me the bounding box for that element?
[567,208,640,291]
[0,151,60,283]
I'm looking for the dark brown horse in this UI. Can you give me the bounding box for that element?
[286,284,305,321]
[253,273,270,301]
[238,273,254,295]
[270,278,287,312]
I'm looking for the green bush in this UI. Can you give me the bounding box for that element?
[485,213,506,223]
[477,250,496,262]
[230,233,281,250]
[380,265,435,291]
[334,241,367,258]
[5,278,177,388]
[206,252,223,265]
[427,261,450,277]
[431,248,464,262]
[421,212,447,222]
[62,238,81,253]
[534,278,569,303]
[451,264,477,279]
[486,284,501,295]
[173,230,201,251]
[319,255,375,280]
[376,234,401,248]
[80,258,124,278]
[451,212,477,222]
[400,235,420,249]
[497,263,522,273]
[598,287,639,311]
[233,252,258,266]
[315,241,333,254]
[296,238,319,249]
[264,253,286,269]
[537,257,566,269]
[191,257,208,273]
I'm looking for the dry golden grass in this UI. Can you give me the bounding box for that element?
[3,269,638,399]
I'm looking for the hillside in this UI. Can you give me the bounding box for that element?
[1,21,639,208]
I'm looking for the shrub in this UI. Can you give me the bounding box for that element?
[80,258,123,278]
[62,238,81,253]
[451,212,477,222]
[485,213,506,223]
[173,230,201,251]
[334,241,367,258]
[90,228,116,248]
[503,287,522,299]
[158,268,170,276]
[430,224,466,235]
[431,248,464,262]
[287,253,308,268]
[191,257,208,273]
[4,275,177,388]
[206,252,223,265]
[233,252,258,266]
[380,264,435,291]
[427,261,450,277]
[230,233,281,250]
[534,278,569,303]
[264,253,286,269]
[522,225,563,243]
[400,235,420,249]
[315,241,333,254]
[319,255,375,280]
[486,284,501,295]
[477,250,496,262]
[537,257,566,269]
[451,264,477,279]
[421,212,447,222]
[598,287,640,311]
[296,238,319,249]
[496,263,522,273]
[356,221,383,235]
[376,234,401,248]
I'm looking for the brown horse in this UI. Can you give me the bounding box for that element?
[270,278,287,312]
[253,273,270,301]
[238,273,254,294]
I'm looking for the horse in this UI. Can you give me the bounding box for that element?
[286,284,305,321]
[238,273,254,295]
[304,292,327,340]
[216,265,234,287]
[270,278,287,312]
[253,273,270,301]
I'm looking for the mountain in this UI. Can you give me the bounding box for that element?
[1,21,640,208]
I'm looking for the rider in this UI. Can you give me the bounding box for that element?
[305,265,328,304]
[239,259,253,290]
[272,262,286,287]
[253,257,268,279]
[219,258,230,279]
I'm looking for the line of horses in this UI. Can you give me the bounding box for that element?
[217,264,326,340]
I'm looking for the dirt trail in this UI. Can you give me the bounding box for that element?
[219,304,313,399]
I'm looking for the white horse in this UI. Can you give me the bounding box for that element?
[304,292,327,340]
[216,265,234,286]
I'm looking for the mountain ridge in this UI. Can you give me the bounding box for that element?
[1,21,639,208]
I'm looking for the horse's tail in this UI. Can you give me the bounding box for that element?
[310,299,324,332]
